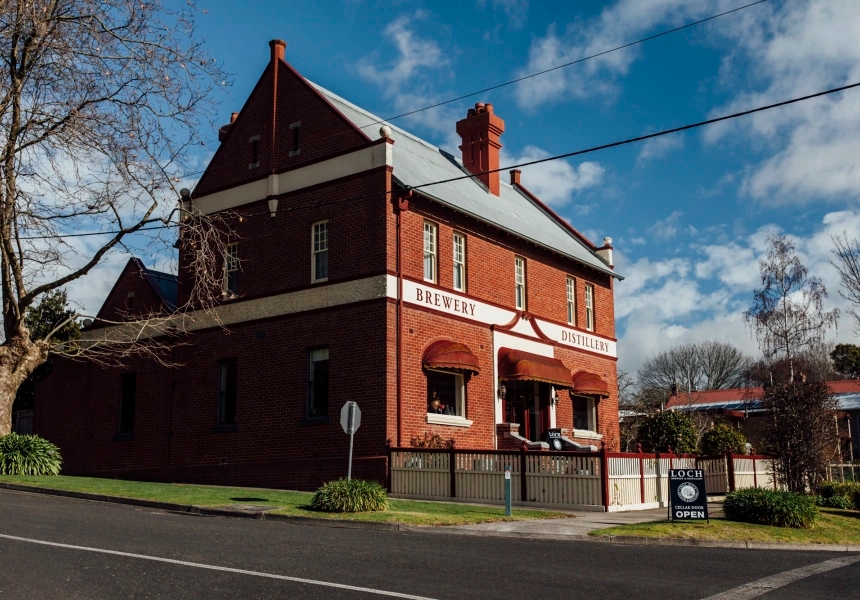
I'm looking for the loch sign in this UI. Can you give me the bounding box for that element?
[669,469,708,521]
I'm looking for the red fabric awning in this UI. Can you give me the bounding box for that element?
[423,340,480,374]
[572,371,610,397]
[498,348,573,388]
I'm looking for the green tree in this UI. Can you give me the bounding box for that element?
[831,344,860,379]
[700,424,748,456]
[637,411,698,454]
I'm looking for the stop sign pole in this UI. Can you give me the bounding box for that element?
[340,401,361,480]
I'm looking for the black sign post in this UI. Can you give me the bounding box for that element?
[668,469,708,522]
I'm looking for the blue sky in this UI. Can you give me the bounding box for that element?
[68,0,860,372]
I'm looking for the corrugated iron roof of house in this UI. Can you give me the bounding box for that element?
[307,81,621,280]
[666,380,860,410]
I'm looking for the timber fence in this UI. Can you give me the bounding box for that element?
[387,446,777,512]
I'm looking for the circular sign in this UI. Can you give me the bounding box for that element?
[551,438,563,451]
[677,482,699,503]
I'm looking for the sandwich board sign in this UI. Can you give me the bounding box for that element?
[669,469,708,522]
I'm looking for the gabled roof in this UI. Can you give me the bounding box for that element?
[94,258,178,323]
[667,380,860,412]
[308,82,620,279]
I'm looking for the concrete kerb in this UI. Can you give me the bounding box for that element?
[2,482,859,551]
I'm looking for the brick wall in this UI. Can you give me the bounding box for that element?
[94,259,167,325]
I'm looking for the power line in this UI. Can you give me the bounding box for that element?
[178,0,771,181]
[20,78,860,241]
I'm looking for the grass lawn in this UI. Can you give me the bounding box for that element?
[0,475,567,526]
[590,509,860,545]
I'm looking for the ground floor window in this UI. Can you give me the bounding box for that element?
[426,370,465,417]
[308,348,329,418]
[573,394,597,432]
[218,360,237,425]
[119,372,137,434]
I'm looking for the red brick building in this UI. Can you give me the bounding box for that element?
[33,40,622,490]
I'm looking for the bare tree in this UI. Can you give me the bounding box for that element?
[831,233,860,334]
[698,341,753,389]
[744,234,838,383]
[0,1,230,434]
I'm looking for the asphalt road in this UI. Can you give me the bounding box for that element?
[0,489,858,599]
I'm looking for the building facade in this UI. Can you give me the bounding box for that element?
[34,40,622,490]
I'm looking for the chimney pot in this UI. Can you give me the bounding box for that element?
[456,102,505,196]
[510,169,521,186]
[269,39,286,62]
[230,112,239,124]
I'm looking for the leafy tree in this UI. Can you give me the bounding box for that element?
[744,234,838,383]
[636,411,698,454]
[760,380,839,493]
[700,424,748,456]
[831,344,860,379]
[0,1,230,434]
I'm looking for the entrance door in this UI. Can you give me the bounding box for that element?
[504,381,551,442]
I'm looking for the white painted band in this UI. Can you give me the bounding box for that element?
[0,532,439,600]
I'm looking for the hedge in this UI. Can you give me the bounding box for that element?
[723,487,818,529]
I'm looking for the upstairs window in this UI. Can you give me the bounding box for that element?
[308,348,329,418]
[312,221,329,282]
[289,121,301,157]
[223,243,239,297]
[566,277,576,326]
[515,256,526,310]
[218,360,237,425]
[423,221,437,283]
[452,233,466,292]
[248,135,260,169]
[585,283,595,332]
[119,373,137,434]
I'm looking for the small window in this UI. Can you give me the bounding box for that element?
[573,395,597,432]
[427,370,465,417]
[453,233,466,292]
[218,360,237,425]
[585,283,595,332]
[566,277,576,326]
[125,292,135,310]
[515,256,526,310]
[312,221,329,282]
[308,348,329,417]
[224,243,239,297]
[289,121,301,157]
[423,221,437,283]
[249,135,260,169]
[119,373,137,434]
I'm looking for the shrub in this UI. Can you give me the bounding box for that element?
[700,424,747,456]
[723,487,818,529]
[0,433,62,476]
[818,481,860,510]
[637,411,698,453]
[409,430,454,449]
[312,478,389,513]
[815,495,854,509]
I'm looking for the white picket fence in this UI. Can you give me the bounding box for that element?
[389,448,777,512]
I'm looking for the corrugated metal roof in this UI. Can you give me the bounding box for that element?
[308,81,620,279]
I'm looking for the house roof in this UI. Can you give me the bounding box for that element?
[308,81,620,280]
[666,380,860,413]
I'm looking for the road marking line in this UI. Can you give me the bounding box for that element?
[0,533,439,600]
[701,555,860,600]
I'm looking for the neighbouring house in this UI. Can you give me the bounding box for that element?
[667,380,860,461]
[33,40,622,490]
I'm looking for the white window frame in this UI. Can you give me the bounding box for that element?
[425,369,472,427]
[566,277,576,326]
[515,256,526,310]
[423,221,437,283]
[312,220,329,283]
[573,394,601,438]
[585,283,595,332]
[223,243,239,297]
[452,232,466,292]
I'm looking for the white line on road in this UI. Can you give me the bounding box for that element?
[701,555,860,600]
[0,532,440,600]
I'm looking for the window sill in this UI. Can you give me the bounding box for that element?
[211,424,238,433]
[300,416,330,427]
[112,433,135,442]
[572,429,603,440]
[289,149,301,157]
[311,277,328,284]
[426,414,472,428]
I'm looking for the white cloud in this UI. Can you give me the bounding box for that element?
[477,0,529,30]
[637,133,684,164]
[647,210,683,240]
[502,146,603,206]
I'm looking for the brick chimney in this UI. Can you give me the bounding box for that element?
[456,102,505,196]
[269,39,286,62]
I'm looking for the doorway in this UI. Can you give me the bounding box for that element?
[503,380,551,442]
